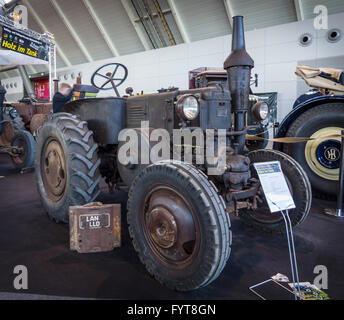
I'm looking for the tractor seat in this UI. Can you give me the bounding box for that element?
[73,84,99,99]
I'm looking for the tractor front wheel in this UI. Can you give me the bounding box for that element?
[127,160,231,291]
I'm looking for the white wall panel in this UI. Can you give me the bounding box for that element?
[187,53,224,71]
[159,44,188,62]
[159,58,188,76]
[188,37,224,58]
[317,36,344,59]
[249,47,265,66]
[265,62,298,82]
[265,19,316,46]
[245,29,266,49]
[265,41,317,64]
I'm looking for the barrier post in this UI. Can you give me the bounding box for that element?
[324,129,344,218]
[336,130,344,217]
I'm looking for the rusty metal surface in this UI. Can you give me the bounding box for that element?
[30,113,48,133]
[12,103,34,124]
[41,138,67,202]
[0,121,14,145]
[69,202,121,253]
[34,102,52,115]
[12,102,52,125]
[142,186,199,267]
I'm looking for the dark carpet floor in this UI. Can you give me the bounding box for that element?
[0,154,343,300]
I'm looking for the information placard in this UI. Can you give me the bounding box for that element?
[254,161,295,213]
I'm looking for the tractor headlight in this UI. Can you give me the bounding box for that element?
[252,101,269,122]
[176,95,199,121]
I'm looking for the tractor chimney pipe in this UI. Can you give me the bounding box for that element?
[224,16,254,152]
[232,15,245,52]
[224,16,254,69]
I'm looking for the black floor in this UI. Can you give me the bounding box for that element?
[0,154,343,300]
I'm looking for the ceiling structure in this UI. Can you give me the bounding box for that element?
[1,0,344,79]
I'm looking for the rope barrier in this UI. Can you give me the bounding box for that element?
[246,133,344,144]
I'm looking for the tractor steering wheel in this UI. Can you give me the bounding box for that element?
[91,63,128,97]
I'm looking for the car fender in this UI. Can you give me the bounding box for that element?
[274,94,344,150]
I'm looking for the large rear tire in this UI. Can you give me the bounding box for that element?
[127,160,231,291]
[35,113,101,223]
[240,149,312,233]
[283,103,344,199]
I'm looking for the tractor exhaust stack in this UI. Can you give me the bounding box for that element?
[224,16,254,152]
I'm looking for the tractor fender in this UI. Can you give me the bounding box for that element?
[274,94,344,150]
[61,97,126,145]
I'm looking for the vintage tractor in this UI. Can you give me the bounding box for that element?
[35,16,312,291]
[0,82,36,169]
[274,65,344,199]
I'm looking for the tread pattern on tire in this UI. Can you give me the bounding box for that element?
[240,149,312,234]
[127,160,232,291]
[283,103,344,200]
[35,113,101,223]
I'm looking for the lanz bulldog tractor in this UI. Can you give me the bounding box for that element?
[0,82,36,170]
[35,16,312,291]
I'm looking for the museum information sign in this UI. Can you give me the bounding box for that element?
[254,161,296,213]
[1,26,49,61]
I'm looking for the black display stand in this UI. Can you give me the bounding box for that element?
[324,129,344,218]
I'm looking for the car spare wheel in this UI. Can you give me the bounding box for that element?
[240,149,312,234]
[283,103,344,199]
[35,113,101,223]
[127,160,231,291]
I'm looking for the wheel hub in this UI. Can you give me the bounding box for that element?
[305,127,343,181]
[316,139,341,169]
[42,139,66,200]
[143,188,198,265]
[11,135,26,164]
[147,207,177,249]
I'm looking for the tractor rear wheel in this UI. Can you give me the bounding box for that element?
[127,160,231,291]
[35,113,101,223]
[240,149,312,233]
[283,103,344,199]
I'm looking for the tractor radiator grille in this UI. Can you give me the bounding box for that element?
[127,105,146,128]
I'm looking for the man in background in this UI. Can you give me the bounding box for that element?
[53,83,74,113]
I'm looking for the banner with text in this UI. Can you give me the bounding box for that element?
[1,26,49,62]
